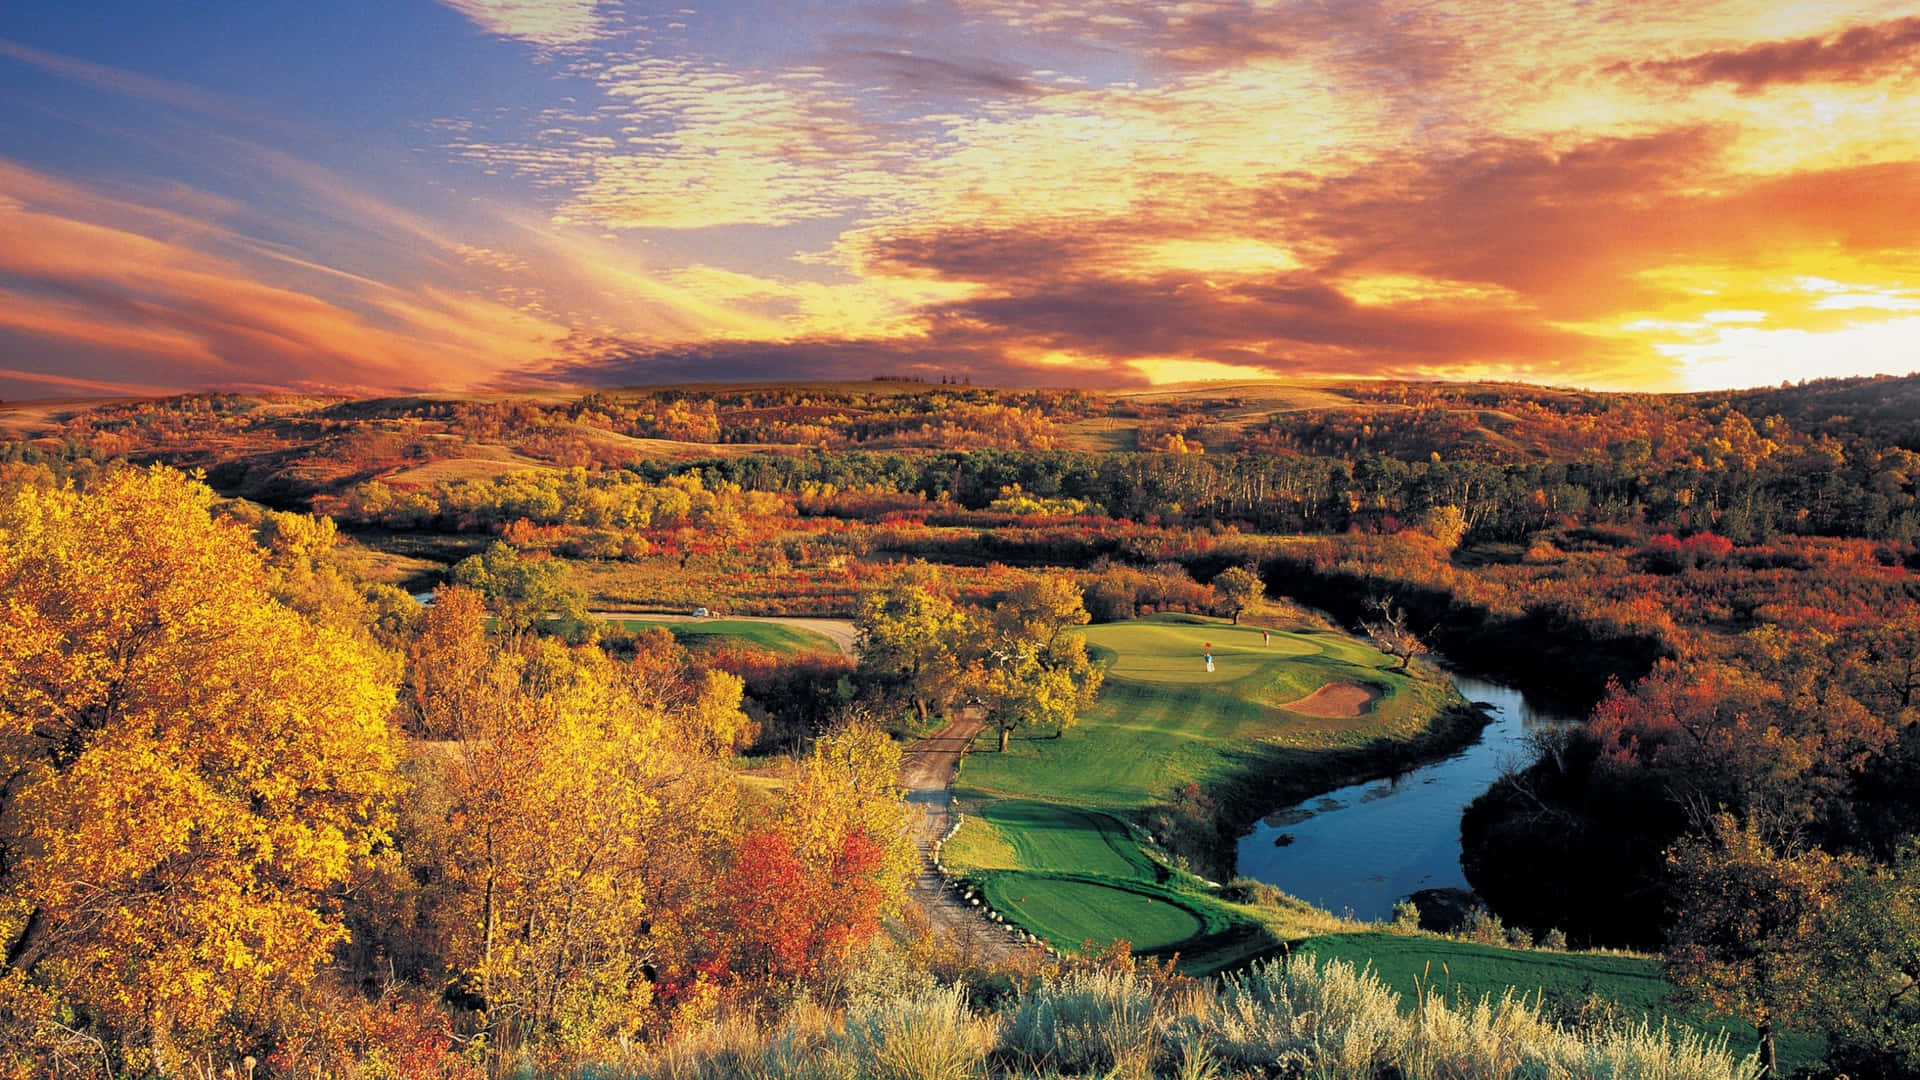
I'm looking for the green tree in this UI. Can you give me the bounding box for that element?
[968,633,1104,753]
[1212,566,1262,625]
[1812,845,1920,1077]
[1664,814,1838,1077]
[450,540,592,638]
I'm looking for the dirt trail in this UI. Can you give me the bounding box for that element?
[899,710,1021,960]
[589,612,858,657]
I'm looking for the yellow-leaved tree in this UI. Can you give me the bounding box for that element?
[397,611,745,1063]
[0,467,399,1073]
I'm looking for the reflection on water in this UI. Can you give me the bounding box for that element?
[1234,672,1574,922]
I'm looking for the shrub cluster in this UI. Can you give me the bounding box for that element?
[621,956,1755,1080]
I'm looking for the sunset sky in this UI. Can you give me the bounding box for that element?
[2,1,1918,398]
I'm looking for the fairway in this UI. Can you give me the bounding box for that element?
[946,613,1459,970]
[957,614,1448,813]
[952,801,1164,883]
[620,618,837,655]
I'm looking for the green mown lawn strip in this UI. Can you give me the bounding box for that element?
[618,618,836,655]
[977,872,1226,954]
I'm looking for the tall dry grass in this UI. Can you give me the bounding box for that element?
[605,956,1759,1080]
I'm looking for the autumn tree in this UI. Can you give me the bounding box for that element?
[1212,566,1262,625]
[397,636,741,1062]
[1589,649,1896,837]
[405,585,494,738]
[1664,814,1838,1078]
[968,633,1105,753]
[0,467,399,1071]
[618,627,757,753]
[692,725,912,989]
[781,723,916,893]
[855,569,970,723]
[994,573,1093,644]
[1417,504,1469,549]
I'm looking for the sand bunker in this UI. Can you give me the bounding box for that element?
[1280,681,1381,718]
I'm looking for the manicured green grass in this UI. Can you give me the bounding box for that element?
[619,618,836,655]
[945,613,1458,971]
[956,614,1450,813]
[1299,932,1819,1072]
[950,801,1165,882]
[987,876,1209,953]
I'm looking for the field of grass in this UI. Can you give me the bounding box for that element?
[618,618,837,655]
[944,613,1461,971]
[1299,932,1819,1072]
[957,614,1455,813]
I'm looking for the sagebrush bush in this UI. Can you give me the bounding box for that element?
[842,986,986,1080]
[997,968,1161,1077]
[1390,899,1422,933]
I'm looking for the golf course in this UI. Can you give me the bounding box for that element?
[938,611,1817,1070]
[943,612,1466,970]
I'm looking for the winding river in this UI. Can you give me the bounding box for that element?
[1235,673,1576,922]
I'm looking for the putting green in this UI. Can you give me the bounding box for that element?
[959,615,1437,812]
[981,874,1207,953]
[1102,621,1319,684]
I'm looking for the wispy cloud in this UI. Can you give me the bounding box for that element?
[438,0,605,48]
[0,36,264,125]
[0,160,571,395]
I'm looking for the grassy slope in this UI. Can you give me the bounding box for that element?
[618,618,837,655]
[959,616,1448,812]
[1301,933,1819,1072]
[945,613,1453,970]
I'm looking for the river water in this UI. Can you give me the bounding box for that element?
[1234,673,1575,922]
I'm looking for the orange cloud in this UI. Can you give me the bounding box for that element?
[0,161,571,395]
[1609,16,1920,93]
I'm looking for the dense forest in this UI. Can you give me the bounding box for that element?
[6,374,1920,1077]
